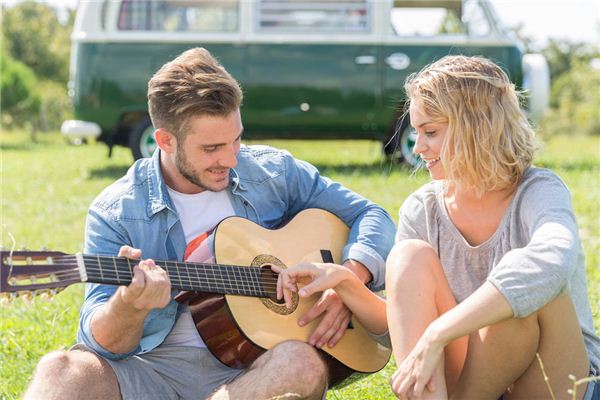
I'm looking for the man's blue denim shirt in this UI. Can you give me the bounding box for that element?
[78,145,396,360]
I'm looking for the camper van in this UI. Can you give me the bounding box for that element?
[62,0,549,165]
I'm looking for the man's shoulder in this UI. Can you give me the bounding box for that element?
[239,144,292,162]
[90,158,154,212]
[236,145,296,179]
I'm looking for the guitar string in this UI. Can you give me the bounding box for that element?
[18,267,282,297]
[46,256,284,292]
[16,254,308,295]
[78,254,284,287]
[46,267,283,292]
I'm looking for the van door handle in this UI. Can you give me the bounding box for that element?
[355,55,376,65]
[385,53,411,70]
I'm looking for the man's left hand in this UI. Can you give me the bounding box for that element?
[299,259,372,348]
[299,288,352,349]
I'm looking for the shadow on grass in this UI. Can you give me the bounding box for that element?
[314,159,416,177]
[0,142,52,151]
[85,160,417,181]
[88,165,130,180]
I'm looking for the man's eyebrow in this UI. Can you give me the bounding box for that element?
[202,133,243,148]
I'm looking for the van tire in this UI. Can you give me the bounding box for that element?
[383,115,419,167]
[129,117,156,160]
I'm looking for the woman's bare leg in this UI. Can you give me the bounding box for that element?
[386,240,468,398]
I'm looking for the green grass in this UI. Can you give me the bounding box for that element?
[1,131,598,399]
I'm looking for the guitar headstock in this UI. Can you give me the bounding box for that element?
[0,250,83,302]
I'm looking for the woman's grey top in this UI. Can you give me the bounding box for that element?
[394,167,599,372]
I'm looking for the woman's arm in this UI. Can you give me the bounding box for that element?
[391,281,512,398]
[275,263,388,334]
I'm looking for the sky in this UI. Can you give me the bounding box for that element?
[3,0,599,47]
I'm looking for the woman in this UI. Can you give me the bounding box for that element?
[276,55,599,399]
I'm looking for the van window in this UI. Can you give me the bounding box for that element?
[257,0,370,33]
[391,0,491,37]
[118,0,239,32]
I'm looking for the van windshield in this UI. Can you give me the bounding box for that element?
[391,0,492,37]
[117,0,239,32]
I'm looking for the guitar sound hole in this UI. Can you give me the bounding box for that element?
[260,266,285,304]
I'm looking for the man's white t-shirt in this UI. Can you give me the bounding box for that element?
[162,188,235,348]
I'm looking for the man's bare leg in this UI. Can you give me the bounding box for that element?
[24,349,120,400]
[208,341,328,400]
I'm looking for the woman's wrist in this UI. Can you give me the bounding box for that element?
[425,318,452,347]
[335,267,362,293]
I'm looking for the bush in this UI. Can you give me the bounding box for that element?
[0,50,40,128]
[540,58,600,137]
[38,80,73,131]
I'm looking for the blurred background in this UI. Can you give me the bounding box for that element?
[1,0,598,144]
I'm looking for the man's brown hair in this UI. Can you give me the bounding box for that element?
[147,47,243,139]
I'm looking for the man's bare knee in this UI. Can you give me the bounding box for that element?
[26,350,119,400]
[270,341,328,395]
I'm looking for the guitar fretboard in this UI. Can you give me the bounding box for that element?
[80,255,277,298]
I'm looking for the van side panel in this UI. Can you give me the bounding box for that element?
[242,43,381,140]
[72,42,246,139]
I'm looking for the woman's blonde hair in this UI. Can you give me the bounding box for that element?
[404,55,537,196]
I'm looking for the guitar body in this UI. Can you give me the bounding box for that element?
[179,209,391,386]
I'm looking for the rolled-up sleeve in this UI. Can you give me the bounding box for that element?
[77,205,136,360]
[282,154,396,291]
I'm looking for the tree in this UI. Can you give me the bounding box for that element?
[1,1,72,83]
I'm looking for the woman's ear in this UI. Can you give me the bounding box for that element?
[154,128,177,154]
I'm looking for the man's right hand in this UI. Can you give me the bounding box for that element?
[90,246,172,354]
[117,245,172,311]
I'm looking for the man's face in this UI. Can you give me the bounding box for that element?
[173,110,243,193]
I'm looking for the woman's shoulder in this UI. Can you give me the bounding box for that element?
[517,167,570,197]
[399,181,439,215]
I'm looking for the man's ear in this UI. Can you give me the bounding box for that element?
[154,128,177,154]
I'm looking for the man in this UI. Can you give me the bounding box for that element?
[25,47,395,400]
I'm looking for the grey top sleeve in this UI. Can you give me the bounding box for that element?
[487,171,581,317]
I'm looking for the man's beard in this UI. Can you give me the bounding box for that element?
[174,144,228,192]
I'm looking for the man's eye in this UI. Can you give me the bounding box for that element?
[204,147,219,153]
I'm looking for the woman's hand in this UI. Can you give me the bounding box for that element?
[390,327,446,399]
[273,262,352,309]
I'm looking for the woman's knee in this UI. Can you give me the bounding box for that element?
[385,239,440,287]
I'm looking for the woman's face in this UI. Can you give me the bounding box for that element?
[410,101,448,180]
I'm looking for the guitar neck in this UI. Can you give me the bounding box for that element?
[80,254,276,298]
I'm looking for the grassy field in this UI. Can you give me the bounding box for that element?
[1,131,598,399]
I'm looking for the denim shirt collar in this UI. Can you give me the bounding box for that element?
[147,149,175,217]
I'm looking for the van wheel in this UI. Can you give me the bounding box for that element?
[129,117,157,160]
[383,116,419,167]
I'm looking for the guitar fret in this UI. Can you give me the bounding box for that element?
[126,258,133,278]
[184,262,192,290]
[229,266,240,295]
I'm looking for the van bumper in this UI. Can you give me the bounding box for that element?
[61,120,102,140]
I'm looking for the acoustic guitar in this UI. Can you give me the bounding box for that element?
[0,209,391,387]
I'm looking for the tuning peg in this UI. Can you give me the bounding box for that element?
[0,293,14,306]
[39,290,53,302]
[18,291,33,305]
